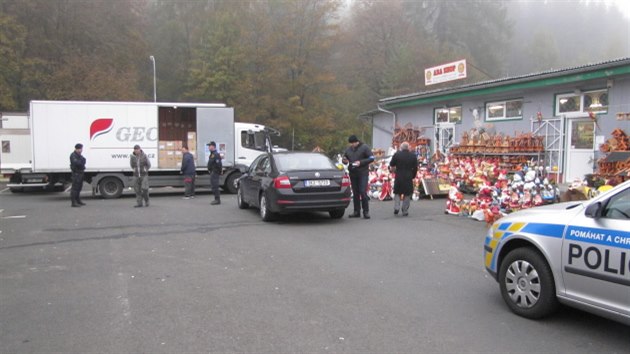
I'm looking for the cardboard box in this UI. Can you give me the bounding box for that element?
[187,132,197,151]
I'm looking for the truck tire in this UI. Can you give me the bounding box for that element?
[225,172,241,194]
[99,177,124,199]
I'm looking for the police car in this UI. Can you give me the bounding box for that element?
[484,179,630,325]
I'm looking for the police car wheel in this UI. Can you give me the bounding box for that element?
[499,247,559,319]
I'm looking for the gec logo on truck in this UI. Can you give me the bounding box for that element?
[90,118,157,142]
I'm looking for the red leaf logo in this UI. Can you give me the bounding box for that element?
[90,118,114,141]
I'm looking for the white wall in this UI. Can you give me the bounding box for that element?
[1,113,31,172]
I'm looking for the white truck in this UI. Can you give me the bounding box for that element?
[6,100,276,198]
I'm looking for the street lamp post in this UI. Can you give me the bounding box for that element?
[149,55,156,102]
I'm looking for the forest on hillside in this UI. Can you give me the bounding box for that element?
[1,0,628,152]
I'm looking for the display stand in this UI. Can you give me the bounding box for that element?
[421,177,450,199]
[449,151,543,173]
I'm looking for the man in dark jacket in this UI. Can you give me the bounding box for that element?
[342,135,374,219]
[130,144,151,207]
[389,142,418,216]
[69,143,86,207]
[207,141,222,205]
[180,146,196,199]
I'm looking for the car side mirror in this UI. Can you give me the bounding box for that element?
[585,201,602,218]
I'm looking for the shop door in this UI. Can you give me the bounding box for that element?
[435,123,455,155]
[565,118,594,182]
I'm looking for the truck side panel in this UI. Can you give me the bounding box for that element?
[196,107,235,168]
[31,101,158,172]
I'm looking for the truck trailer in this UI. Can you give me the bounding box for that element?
[7,100,276,198]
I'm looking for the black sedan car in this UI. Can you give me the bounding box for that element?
[236,152,351,221]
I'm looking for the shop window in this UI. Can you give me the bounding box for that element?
[2,141,10,153]
[556,89,608,115]
[434,106,461,124]
[583,90,608,113]
[485,99,523,121]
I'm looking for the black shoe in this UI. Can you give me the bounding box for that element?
[145,201,149,207]
[402,212,409,217]
[71,204,81,208]
[363,212,371,219]
[394,209,399,215]
[211,200,220,205]
[134,204,143,208]
[77,201,86,206]
[348,212,361,218]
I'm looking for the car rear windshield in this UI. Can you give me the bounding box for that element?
[275,153,335,171]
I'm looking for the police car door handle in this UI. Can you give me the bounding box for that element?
[238,157,247,159]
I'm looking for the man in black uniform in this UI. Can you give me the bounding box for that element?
[69,143,86,207]
[342,135,374,219]
[207,141,222,205]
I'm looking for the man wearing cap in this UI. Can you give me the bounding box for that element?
[130,144,151,207]
[342,135,375,219]
[69,143,86,207]
[207,141,222,205]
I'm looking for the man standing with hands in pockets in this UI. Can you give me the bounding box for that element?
[342,135,374,219]
[69,143,86,207]
[207,141,222,205]
[131,144,151,207]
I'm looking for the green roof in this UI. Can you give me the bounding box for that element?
[380,58,630,109]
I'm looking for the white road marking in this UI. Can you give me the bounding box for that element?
[1,215,26,219]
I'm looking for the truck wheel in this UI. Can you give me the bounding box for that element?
[225,172,241,194]
[498,247,559,319]
[99,177,124,199]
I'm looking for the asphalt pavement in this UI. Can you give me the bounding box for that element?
[0,187,628,353]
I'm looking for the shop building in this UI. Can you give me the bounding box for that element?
[368,57,630,183]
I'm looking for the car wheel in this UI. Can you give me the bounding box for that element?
[329,209,345,219]
[498,247,559,319]
[237,185,249,209]
[259,193,276,222]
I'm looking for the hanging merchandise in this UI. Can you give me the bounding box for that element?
[597,128,630,182]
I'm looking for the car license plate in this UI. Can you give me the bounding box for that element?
[305,179,330,187]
